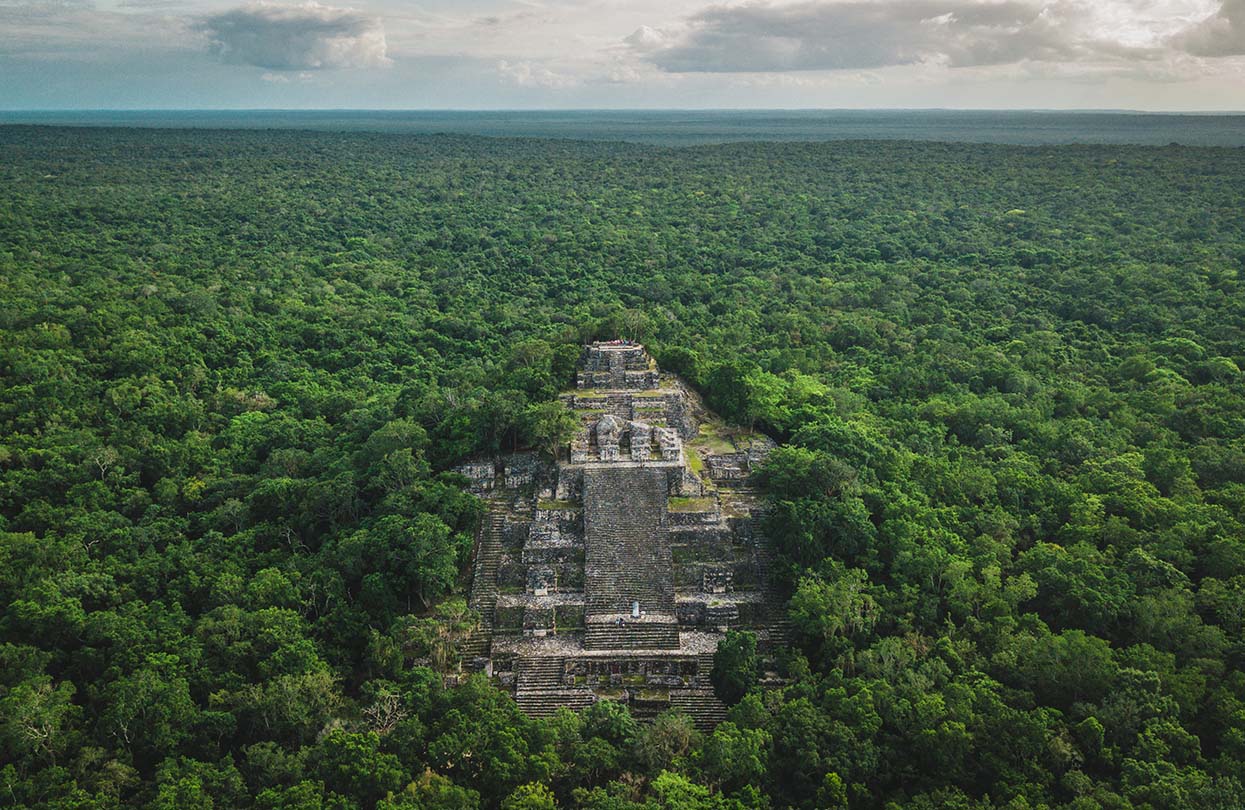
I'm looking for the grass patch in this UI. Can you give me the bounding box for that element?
[690,422,738,454]
[668,496,717,513]
[538,499,580,510]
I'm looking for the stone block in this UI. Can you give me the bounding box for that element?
[494,604,524,631]
[555,603,585,628]
[703,569,733,594]
[528,566,556,595]
[454,460,496,494]
[677,601,705,625]
[705,603,739,626]
[523,606,555,634]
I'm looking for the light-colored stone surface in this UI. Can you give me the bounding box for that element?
[460,343,781,727]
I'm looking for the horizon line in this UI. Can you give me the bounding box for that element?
[3,107,1245,115]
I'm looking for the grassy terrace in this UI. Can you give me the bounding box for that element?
[687,421,739,455]
[538,499,581,510]
[571,387,672,397]
[685,448,706,478]
[668,496,717,513]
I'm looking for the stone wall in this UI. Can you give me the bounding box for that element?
[460,340,781,729]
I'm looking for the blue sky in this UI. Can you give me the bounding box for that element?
[2,0,1244,110]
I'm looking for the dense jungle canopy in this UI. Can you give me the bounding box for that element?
[2,126,1245,809]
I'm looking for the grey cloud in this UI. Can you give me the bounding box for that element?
[628,1,1145,73]
[1174,0,1245,56]
[199,3,390,71]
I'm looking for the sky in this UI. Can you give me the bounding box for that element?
[2,0,1244,110]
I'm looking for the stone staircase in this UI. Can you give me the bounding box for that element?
[584,620,680,650]
[696,653,717,688]
[750,542,778,586]
[669,690,730,730]
[583,466,674,615]
[583,466,679,650]
[516,689,599,718]
[514,655,598,718]
[516,655,567,690]
[461,508,505,661]
[768,616,796,648]
[605,393,637,421]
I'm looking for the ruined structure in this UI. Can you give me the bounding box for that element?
[457,342,784,728]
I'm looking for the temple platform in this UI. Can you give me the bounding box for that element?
[456,342,779,728]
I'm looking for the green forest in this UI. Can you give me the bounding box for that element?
[2,126,1244,810]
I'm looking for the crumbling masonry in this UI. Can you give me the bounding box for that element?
[456,342,786,728]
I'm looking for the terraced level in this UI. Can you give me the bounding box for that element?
[457,342,779,729]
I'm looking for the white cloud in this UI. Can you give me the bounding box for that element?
[2,0,1244,109]
[199,2,390,71]
[0,1,190,59]
[497,59,578,88]
[260,69,314,82]
[624,24,674,49]
[626,0,1224,74]
[1174,0,1245,55]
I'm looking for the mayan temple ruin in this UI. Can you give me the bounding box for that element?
[455,342,785,728]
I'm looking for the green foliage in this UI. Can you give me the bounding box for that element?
[310,730,406,807]
[710,631,760,705]
[501,783,557,810]
[3,126,1245,808]
[523,402,581,461]
[378,770,480,810]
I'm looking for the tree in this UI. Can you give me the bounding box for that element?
[379,770,480,810]
[705,362,785,431]
[635,710,700,773]
[309,730,406,808]
[392,598,480,675]
[697,721,770,793]
[0,676,79,766]
[425,676,558,804]
[100,654,199,769]
[711,631,760,705]
[789,564,878,656]
[522,402,580,461]
[501,782,556,810]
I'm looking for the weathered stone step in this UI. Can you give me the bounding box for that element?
[463,508,508,660]
[516,656,567,690]
[766,618,795,648]
[696,653,716,687]
[583,465,675,619]
[515,689,598,718]
[583,621,680,650]
[669,690,729,730]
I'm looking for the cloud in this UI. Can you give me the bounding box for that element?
[0,0,192,60]
[199,2,390,71]
[625,25,672,50]
[626,0,1169,73]
[1174,0,1245,55]
[497,59,578,88]
[260,70,314,82]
